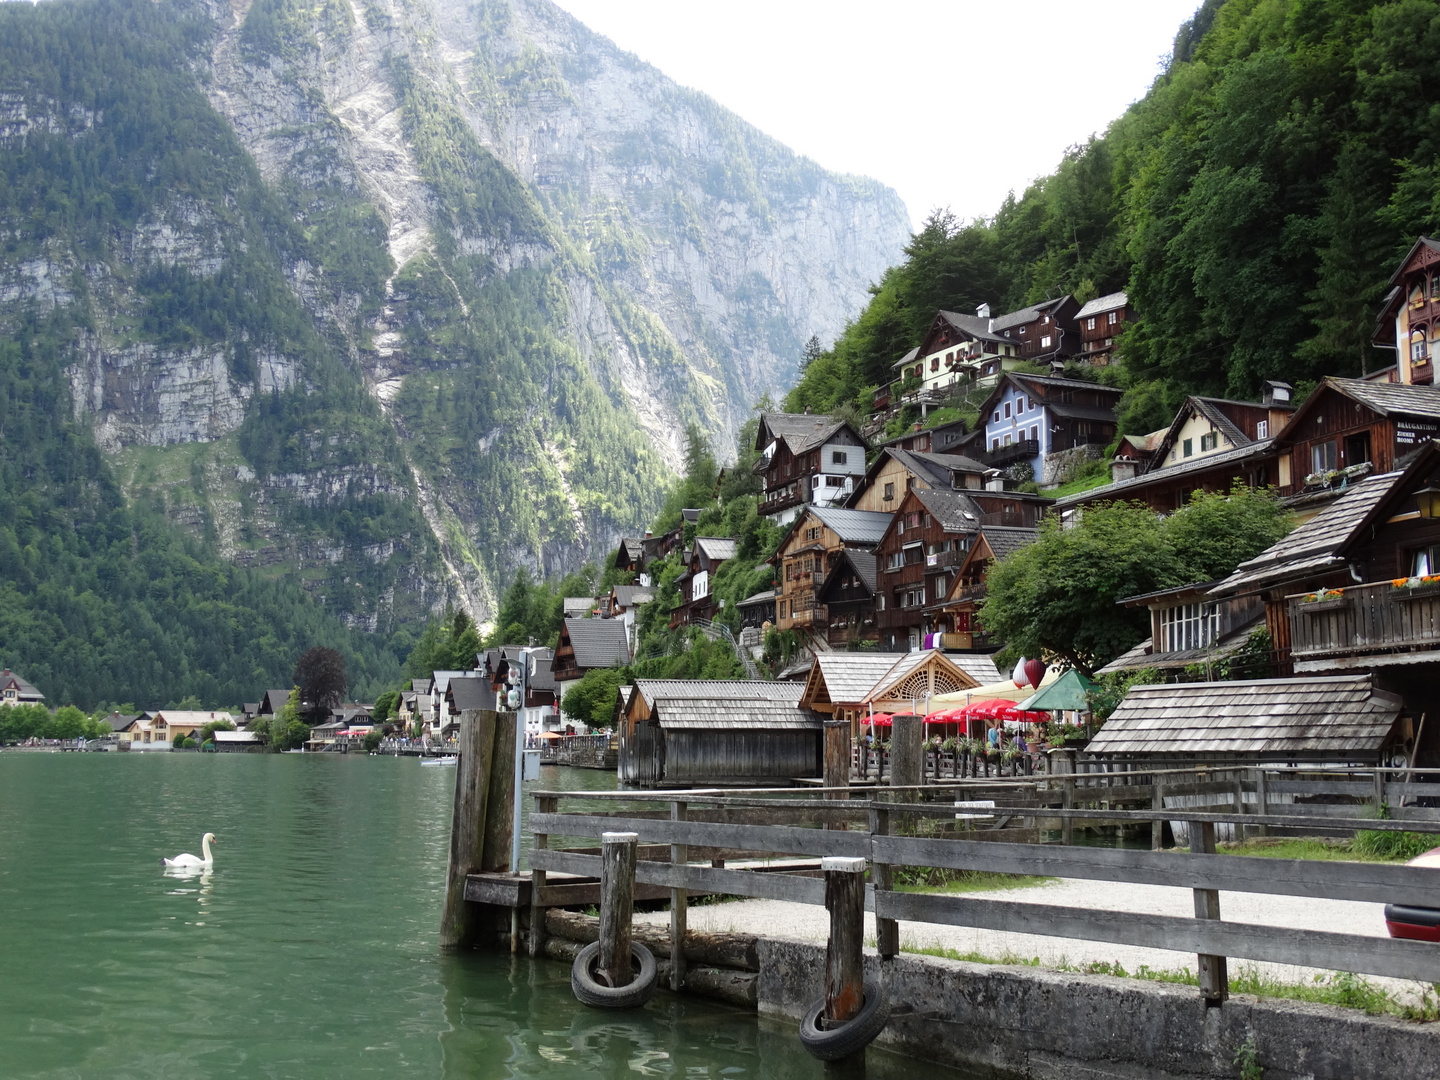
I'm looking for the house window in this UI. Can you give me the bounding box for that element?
[1200,432,1218,452]
[883,481,895,501]
[1311,441,1337,473]
[1004,402,1012,418]
[877,594,886,611]
[931,357,939,371]
[824,476,845,487]
[1030,426,1038,441]
[1108,311,1119,325]
[1182,438,1193,458]
[885,551,904,570]
[1041,335,1052,348]
[1411,545,1440,576]
[832,451,847,465]
[993,411,1000,422]
[1003,434,1013,446]
[1256,420,1269,439]
[991,439,1000,450]
[1412,336,1429,362]
[904,546,923,566]
[946,352,954,363]
[1086,317,1096,330]
[1160,603,1217,652]
[1019,327,1026,335]
[905,512,921,529]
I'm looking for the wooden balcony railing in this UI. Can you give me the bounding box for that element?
[1287,580,1440,662]
[982,438,1039,467]
[924,548,964,571]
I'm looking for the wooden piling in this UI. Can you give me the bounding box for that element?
[439,709,499,950]
[824,720,851,807]
[1254,769,1269,838]
[479,710,518,874]
[1191,820,1229,1004]
[670,802,688,992]
[599,831,639,989]
[823,855,868,1029]
[888,715,923,791]
[529,795,556,958]
[1151,780,1165,851]
[869,806,898,960]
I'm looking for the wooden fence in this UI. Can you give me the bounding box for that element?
[523,769,1440,998]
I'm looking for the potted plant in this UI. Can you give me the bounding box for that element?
[1391,574,1440,600]
[1300,587,1348,613]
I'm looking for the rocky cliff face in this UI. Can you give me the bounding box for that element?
[0,0,909,630]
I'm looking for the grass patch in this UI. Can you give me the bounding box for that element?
[892,866,1053,894]
[1217,836,1434,863]
[898,943,1440,1021]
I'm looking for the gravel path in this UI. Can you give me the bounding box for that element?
[635,876,1432,1004]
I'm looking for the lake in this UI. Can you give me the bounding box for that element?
[0,752,956,1078]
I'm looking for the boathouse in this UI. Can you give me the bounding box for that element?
[616,680,821,787]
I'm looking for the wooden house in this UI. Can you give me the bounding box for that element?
[603,584,654,651]
[987,295,1081,368]
[874,420,971,457]
[736,589,776,629]
[1096,581,1267,679]
[974,373,1122,484]
[672,536,738,626]
[612,537,646,576]
[935,526,1039,649]
[800,650,996,736]
[550,618,631,698]
[772,505,891,638]
[816,549,880,647]
[0,669,44,707]
[1373,236,1440,385]
[1074,291,1133,367]
[616,679,820,787]
[895,308,1020,398]
[753,412,869,524]
[847,446,989,513]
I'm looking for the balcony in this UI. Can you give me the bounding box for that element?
[924,548,964,571]
[1287,580,1440,669]
[982,438,1039,468]
[947,582,987,605]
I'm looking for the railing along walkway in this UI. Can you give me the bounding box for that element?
[527,772,1440,997]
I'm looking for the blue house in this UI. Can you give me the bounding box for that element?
[971,373,1122,484]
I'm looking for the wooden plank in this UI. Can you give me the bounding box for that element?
[530,813,871,858]
[599,832,638,988]
[464,873,531,907]
[884,804,1440,833]
[529,794,555,957]
[671,801,688,992]
[532,849,831,906]
[439,709,498,950]
[872,834,1440,906]
[875,891,1440,984]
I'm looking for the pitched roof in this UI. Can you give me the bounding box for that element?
[810,654,904,702]
[756,412,861,459]
[694,536,738,562]
[1209,470,1402,596]
[1086,675,1402,759]
[615,537,644,564]
[989,296,1071,333]
[106,714,142,732]
[561,617,631,669]
[611,585,654,608]
[820,549,878,598]
[807,506,894,546]
[890,346,922,369]
[446,675,492,712]
[525,649,557,694]
[1320,377,1440,421]
[1074,291,1129,320]
[151,711,236,727]
[947,654,1003,685]
[933,310,1009,344]
[0,669,42,699]
[261,690,291,714]
[737,589,777,608]
[978,526,1039,560]
[412,678,433,694]
[564,597,597,617]
[632,680,804,707]
[1052,438,1277,510]
[1386,236,1440,287]
[651,697,823,730]
[910,486,986,532]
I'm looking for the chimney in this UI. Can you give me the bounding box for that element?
[644,530,652,539]
[1110,457,1139,484]
[985,476,1006,492]
[977,303,990,319]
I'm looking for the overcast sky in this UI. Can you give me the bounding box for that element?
[552,0,1200,231]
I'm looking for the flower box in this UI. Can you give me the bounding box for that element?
[1395,583,1440,602]
[1301,597,1349,614]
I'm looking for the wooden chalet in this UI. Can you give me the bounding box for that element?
[672,536,737,627]
[874,420,971,457]
[934,526,1038,649]
[1086,675,1406,768]
[753,412,869,524]
[772,505,891,638]
[1097,581,1267,679]
[736,589,776,629]
[973,372,1122,483]
[0,669,44,707]
[847,446,990,513]
[612,537,646,575]
[1373,236,1440,385]
[987,295,1081,367]
[1074,291,1132,368]
[892,308,1019,400]
[616,679,820,787]
[800,650,998,736]
[550,617,631,697]
[816,548,880,647]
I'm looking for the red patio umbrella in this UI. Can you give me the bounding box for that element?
[868,714,894,727]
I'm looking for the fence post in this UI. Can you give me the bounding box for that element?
[599,832,639,989]
[1062,777,1076,845]
[890,715,924,790]
[823,856,868,1026]
[869,805,898,959]
[824,720,851,820]
[670,802,688,992]
[1191,820,1229,1004]
[528,795,556,957]
[1233,775,1246,843]
[1374,768,1387,816]
[1151,779,1165,851]
[1254,769,1269,838]
[439,709,499,950]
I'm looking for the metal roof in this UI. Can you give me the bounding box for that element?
[563,597,596,616]
[1209,471,1402,596]
[611,585,654,608]
[758,412,857,456]
[1053,438,1277,510]
[737,589,777,608]
[989,296,1070,333]
[1086,675,1402,758]
[560,617,632,670]
[808,505,894,545]
[1074,291,1129,320]
[694,536,738,562]
[821,549,877,597]
[446,676,492,712]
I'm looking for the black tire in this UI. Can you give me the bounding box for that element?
[798,980,889,1062]
[570,940,658,1009]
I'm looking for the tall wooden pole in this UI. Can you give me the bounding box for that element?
[439,709,499,949]
[1192,820,1229,1003]
[670,802,688,991]
[823,856,867,1026]
[599,831,639,989]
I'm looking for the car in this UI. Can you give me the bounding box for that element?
[1384,846,1440,942]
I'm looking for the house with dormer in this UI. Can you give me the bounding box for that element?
[846,447,990,513]
[672,536,738,627]
[0,669,43,707]
[988,295,1081,367]
[934,526,1040,650]
[771,506,891,637]
[1373,236,1440,385]
[753,412,869,524]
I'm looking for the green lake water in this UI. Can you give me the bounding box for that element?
[0,752,959,1079]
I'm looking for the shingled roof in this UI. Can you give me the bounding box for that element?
[651,696,823,730]
[979,526,1039,560]
[1075,291,1128,320]
[755,412,861,464]
[630,680,804,708]
[560,617,631,669]
[807,506,894,546]
[446,675,492,713]
[694,536,738,563]
[1086,675,1403,761]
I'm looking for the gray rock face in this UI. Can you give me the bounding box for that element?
[2,0,908,628]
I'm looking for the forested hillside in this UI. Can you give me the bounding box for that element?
[791,0,1440,432]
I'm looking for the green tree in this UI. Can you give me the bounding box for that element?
[560,668,626,729]
[271,688,309,751]
[293,647,348,721]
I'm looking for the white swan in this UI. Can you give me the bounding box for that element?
[163,832,216,868]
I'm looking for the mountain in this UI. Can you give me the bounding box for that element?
[0,0,909,682]
[788,0,1440,431]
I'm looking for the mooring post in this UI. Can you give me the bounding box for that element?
[1374,767,1387,816]
[822,856,867,1028]
[868,805,898,960]
[670,802,688,992]
[888,715,923,791]
[528,795,556,958]
[824,719,851,813]
[599,831,639,989]
[1151,779,1165,851]
[439,709,499,950]
[1191,820,1229,1004]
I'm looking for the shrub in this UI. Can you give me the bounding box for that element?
[362,730,384,753]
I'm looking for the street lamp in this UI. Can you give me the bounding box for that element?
[506,650,530,876]
[1415,484,1440,520]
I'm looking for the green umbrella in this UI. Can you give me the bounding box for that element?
[1017,669,1098,712]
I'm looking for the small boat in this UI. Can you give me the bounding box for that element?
[421,756,457,767]
[1385,846,1440,941]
